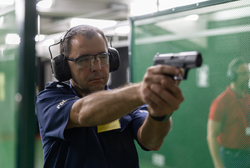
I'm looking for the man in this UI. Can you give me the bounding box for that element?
[36,25,184,168]
[207,58,250,168]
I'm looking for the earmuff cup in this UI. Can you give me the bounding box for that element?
[51,54,72,82]
[51,47,120,82]
[227,58,246,82]
[108,47,120,73]
[227,70,236,82]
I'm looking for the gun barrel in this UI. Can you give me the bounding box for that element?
[153,51,202,68]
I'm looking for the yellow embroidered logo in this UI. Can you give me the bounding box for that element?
[57,100,67,109]
[56,96,79,109]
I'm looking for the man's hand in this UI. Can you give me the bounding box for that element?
[140,65,184,117]
[137,65,184,150]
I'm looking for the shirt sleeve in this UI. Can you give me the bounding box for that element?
[36,87,80,141]
[209,96,226,122]
[130,105,149,150]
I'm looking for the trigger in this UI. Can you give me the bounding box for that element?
[183,69,189,79]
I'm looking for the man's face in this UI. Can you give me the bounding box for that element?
[68,33,109,95]
[235,63,250,89]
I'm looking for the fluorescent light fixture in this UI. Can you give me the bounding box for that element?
[70,18,117,29]
[130,1,157,16]
[5,34,20,45]
[114,26,131,35]
[36,0,53,9]
[184,14,199,21]
[0,0,14,5]
[35,34,46,42]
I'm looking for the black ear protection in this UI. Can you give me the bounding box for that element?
[227,58,245,82]
[49,25,120,82]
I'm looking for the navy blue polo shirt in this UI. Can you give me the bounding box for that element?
[36,81,149,168]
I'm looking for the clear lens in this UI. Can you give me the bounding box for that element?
[75,53,109,69]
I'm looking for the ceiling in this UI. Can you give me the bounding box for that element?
[1,0,217,47]
[37,0,133,35]
[3,0,248,57]
[33,0,137,57]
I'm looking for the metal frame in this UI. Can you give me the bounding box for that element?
[130,0,238,21]
[128,0,238,83]
[15,0,37,167]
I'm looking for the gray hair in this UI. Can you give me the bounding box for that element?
[60,25,108,57]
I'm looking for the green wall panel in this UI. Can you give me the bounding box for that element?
[130,0,250,167]
[0,9,18,168]
[0,140,15,168]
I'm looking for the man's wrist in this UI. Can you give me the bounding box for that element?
[149,113,172,122]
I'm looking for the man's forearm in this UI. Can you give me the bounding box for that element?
[207,136,225,168]
[70,83,143,127]
[137,115,172,151]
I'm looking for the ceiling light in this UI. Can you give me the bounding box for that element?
[35,34,46,42]
[184,14,199,21]
[36,0,53,9]
[5,34,20,45]
[70,18,117,29]
[0,0,14,5]
[114,26,131,35]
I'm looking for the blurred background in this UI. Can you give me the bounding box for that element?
[0,0,250,167]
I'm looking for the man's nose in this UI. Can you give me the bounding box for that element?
[90,57,101,71]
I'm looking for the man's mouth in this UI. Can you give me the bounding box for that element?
[89,77,103,82]
[88,72,106,82]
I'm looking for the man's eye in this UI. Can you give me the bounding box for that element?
[99,55,108,59]
[78,57,90,63]
[100,56,107,59]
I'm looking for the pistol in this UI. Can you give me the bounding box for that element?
[153,51,202,80]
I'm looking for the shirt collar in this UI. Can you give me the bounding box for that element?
[69,82,109,98]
